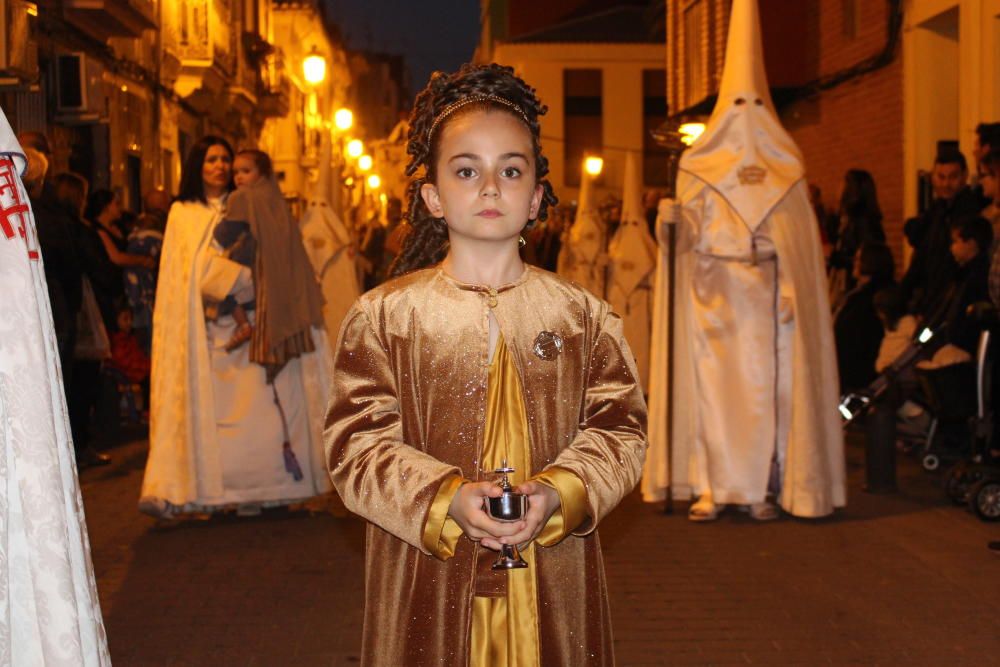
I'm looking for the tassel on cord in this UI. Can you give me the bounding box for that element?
[272,383,304,481]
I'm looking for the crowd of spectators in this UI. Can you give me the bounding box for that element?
[828,121,1000,492]
[20,132,164,469]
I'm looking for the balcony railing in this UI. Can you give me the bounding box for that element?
[258,48,290,118]
[62,0,157,40]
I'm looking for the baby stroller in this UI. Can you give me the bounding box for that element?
[838,308,991,471]
[914,359,978,471]
[943,308,1000,521]
[838,324,938,426]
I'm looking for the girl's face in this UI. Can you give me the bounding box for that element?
[950,229,979,266]
[105,196,122,222]
[233,154,262,189]
[421,110,543,246]
[981,166,997,202]
[202,144,232,193]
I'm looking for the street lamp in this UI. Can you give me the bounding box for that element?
[679,122,706,146]
[584,156,604,176]
[302,46,327,86]
[358,154,373,172]
[346,139,363,159]
[367,174,381,189]
[334,108,354,131]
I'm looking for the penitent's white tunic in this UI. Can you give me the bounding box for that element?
[682,187,793,504]
[299,199,359,348]
[0,123,110,664]
[607,219,657,392]
[141,198,332,513]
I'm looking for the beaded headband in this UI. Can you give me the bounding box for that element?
[428,94,530,141]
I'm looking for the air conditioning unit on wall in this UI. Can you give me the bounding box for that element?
[55,52,107,123]
[0,0,39,86]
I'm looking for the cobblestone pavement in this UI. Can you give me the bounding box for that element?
[81,433,999,666]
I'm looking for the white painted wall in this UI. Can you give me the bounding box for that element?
[903,0,1000,222]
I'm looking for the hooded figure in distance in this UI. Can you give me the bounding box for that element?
[642,0,845,520]
[557,161,607,297]
[607,151,657,390]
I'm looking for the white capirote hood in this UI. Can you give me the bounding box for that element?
[678,0,804,232]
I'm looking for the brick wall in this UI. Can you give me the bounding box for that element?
[782,1,905,266]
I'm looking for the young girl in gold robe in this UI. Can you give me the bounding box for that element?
[324,63,647,666]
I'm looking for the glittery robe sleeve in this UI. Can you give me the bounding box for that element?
[324,304,464,553]
[542,305,647,535]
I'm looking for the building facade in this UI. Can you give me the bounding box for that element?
[0,0,353,210]
[477,0,668,206]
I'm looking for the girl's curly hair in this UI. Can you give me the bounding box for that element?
[389,63,558,278]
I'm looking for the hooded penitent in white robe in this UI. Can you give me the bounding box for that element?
[558,164,607,297]
[0,110,110,665]
[642,0,845,517]
[300,199,360,346]
[140,194,333,516]
[608,152,657,391]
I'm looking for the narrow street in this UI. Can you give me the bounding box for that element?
[82,433,999,666]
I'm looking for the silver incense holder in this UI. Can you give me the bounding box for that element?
[484,461,529,570]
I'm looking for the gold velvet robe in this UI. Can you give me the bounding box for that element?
[325,265,647,666]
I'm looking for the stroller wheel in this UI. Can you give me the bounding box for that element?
[970,480,1000,521]
[922,453,941,471]
[944,464,975,504]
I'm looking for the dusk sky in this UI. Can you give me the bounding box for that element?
[323,0,481,99]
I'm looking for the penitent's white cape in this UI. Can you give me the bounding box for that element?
[299,199,359,347]
[0,110,110,664]
[642,0,844,517]
[141,196,333,513]
[557,164,607,297]
[608,151,657,390]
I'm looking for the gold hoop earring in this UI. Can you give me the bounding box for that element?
[518,235,526,248]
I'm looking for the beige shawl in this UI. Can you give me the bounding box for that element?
[225,178,324,378]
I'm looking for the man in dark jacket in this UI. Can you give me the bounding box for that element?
[900,150,983,319]
[18,134,83,364]
[19,132,108,468]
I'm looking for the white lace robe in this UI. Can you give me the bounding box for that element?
[0,134,110,664]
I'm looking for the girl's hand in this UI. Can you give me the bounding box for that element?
[501,481,561,548]
[447,481,527,551]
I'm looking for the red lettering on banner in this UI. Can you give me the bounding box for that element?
[0,156,39,260]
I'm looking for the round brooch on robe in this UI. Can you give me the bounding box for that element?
[532,331,563,360]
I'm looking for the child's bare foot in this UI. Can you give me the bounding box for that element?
[224,323,253,351]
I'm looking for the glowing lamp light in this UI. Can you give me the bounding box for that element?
[26,3,37,16]
[344,176,355,187]
[346,139,363,158]
[358,154,373,172]
[302,47,327,86]
[584,156,603,176]
[679,122,706,146]
[367,174,381,189]
[334,108,354,131]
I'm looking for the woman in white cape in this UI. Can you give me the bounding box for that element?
[140,136,332,517]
